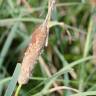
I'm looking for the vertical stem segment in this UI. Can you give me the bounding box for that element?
[15,84,22,96]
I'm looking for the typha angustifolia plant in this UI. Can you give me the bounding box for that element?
[15,0,56,96]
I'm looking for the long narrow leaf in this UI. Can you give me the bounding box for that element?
[4,63,21,96]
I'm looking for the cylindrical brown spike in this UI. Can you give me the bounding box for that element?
[44,0,56,25]
[18,24,48,84]
[18,0,56,84]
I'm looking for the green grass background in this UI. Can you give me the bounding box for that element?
[0,0,96,96]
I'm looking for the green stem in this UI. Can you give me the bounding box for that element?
[79,19,93,91]
[15,84,22,96]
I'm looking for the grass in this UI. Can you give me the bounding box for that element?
[0,0,96,96]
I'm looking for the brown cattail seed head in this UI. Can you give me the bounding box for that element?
[18,0,56,85]
[18,24,48,84]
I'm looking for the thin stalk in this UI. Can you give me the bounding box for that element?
[79,19,93,91]
[54,47,70,96]
[0,77,11,85]
[0,17,43,24]
[15,84,22,96]
[71,91,96,96]
[32,86,78,96]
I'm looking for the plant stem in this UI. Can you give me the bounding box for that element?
[15,84,22,96]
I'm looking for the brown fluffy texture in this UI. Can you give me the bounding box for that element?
[18,0,55,84]
[18,24,48,84]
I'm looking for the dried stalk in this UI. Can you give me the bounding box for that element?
[18,0,56,84]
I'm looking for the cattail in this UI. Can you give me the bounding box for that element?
[18,0,56,84]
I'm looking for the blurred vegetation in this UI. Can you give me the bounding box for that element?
[0,0,96,96]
